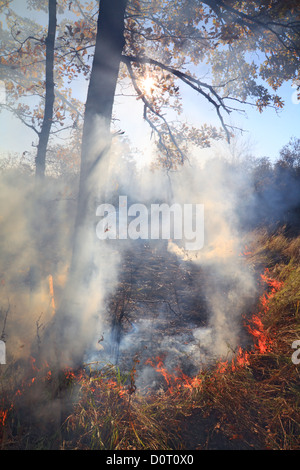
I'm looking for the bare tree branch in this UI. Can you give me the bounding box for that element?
[122,54,232,142]
[124,56,187,167]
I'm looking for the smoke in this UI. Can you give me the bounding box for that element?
[83,142,259,386]
[0,119,140,374]
[0,167,76,365]
[167,156,257,357]
[0,127,298,391]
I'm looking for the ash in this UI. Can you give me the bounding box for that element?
[85,238,252,389]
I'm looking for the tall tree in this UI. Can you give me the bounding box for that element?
[21,0,299,367]
[46,0,129,367]
[35,0,57,179]
[0,0,87,175]
[74,0,128,231]
[120,0,300,168]
[2,1,299,172]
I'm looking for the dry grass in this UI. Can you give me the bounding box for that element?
[0,227,299,450]
[189,228,300,450]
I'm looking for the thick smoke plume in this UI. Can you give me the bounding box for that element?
[81,139,260,383]
[0,132,298,389]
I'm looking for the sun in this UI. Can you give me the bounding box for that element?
[143,76,155,95]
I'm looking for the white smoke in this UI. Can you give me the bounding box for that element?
[83,140,258,385]
[0,126,257,384]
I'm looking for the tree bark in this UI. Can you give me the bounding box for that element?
[44,0,128,368]
[29,0,57,296]
[75,0,128,230]
[70,0,128,279]
[35,0,57,179]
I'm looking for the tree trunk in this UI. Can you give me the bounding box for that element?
[43,0,128,368]
[35,0,57,179]
[74,0,128,233]
[29,0,57,297]
[71,0,128,287]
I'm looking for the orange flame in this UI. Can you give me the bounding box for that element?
[145,356,202,394]
[0,409,8,426]
[260,269,284,293]
[105,378,127,397]
[216,361,228,374]
[246,268,283,354]
[239,244,253,257]
[0,268,284,434]
[148,268,284,387]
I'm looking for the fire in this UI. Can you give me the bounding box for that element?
[232,268,283,369]
[0,267,284,443]
[234,347,250,369]
[145,268,284,390]
[260,269,284,292]
[0,409,8,426]
[215,361,228,375]
[245,268,283,354]
[145,356,176,393]
[239,245,253,257]
[179,371,202,390]
[145,356,202,394]
[145,356,177,389]
[105,378,127,398]
[247,314,272,354]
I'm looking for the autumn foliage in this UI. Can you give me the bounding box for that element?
[0,228,299,450]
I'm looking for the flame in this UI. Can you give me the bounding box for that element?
[146,268,284,388]
[0,409,8,426]
[145,356,176,392]
[234,347,250,369]
[260,269,284,292]
[105,379,127,398]
[233,268,283,366]
[216,361,228,374]
[146,356,176,388]
[29,355,39,372]
[239,244,253,257]
[245,268,283,354]
[0,357,53,432]
[247,314,272,354]
[0,267,284,440]
[145,356,202,394]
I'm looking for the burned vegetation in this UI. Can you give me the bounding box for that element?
[97,238,257,390]
[106,240,209,366]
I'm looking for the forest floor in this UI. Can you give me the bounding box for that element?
[0,226,299,450]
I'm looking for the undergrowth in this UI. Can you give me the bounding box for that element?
[0,227,299,450]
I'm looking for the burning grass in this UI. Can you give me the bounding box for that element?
[0,228,299,450]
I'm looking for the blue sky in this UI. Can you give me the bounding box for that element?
[114,77,300,165]
[227,82,300,160]
[1,69,298,165]
[178,78,300,161]
[0,1,299,165]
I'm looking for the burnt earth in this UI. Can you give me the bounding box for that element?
[105,239,210,379]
